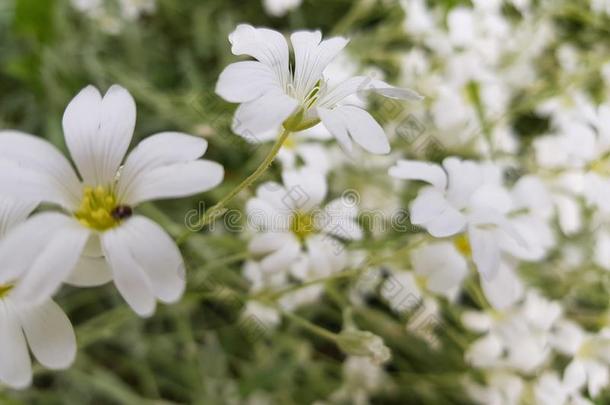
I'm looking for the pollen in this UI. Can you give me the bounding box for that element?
[0,283,13,299]
[290,211,316,241]
[590,159,610,177]
[75,186,130,231]
[454,234,472,257]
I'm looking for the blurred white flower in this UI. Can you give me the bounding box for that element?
[466,372,524,405]
[0,85,224,317]
[463,291,561,373]
[71,0,155,34]
[263,0,301,17]
[389,158,547,308]
[246,168,361,279]
[0,197,76,389]
[216,24,422,154]
[550,320,610,399]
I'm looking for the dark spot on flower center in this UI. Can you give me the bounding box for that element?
[112,205,133,220]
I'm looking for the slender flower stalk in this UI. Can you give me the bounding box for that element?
[178,127,292,243]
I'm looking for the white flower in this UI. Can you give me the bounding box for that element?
[389,158,537,308]
[263,0,302,17]
[551,320,610,399]
[466,372,524,405]
[534,371,595,405]
[463,291,561,373]
[0,85,224,317]
[0,197,76,389]
[215,24,422,154]
[246,168,361,281]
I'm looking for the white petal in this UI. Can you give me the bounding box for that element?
[101,227,156,317]
[470,184,514,215]
[0,213,80,285]
[563,360,587,392]
[319,198,363,240]
[290,31,348,97]
[319,76,422,108]
[461,311,493,332]
[65,256,113,287]
[318,105,389,154]
[246,198,291,232]
[480,261,523,310]
[0,301,31,389]
[317,106,353,152]
[232,89,298,140]
[586,361,609,397]
[19,300,76,369]
[501,215,553,261]
[555,194,582,235]
[442,157,484,208]
[318,76,371,108]
[121,216,186,303]
[364,79,423,101]
[410,187,466,237]
[0,131,81,209]
[260,234,301,273]
[305,235,338,277]
[122,160,224,206]
[465,334,503,367]
[411,242,468,295]
[229,24,290,87]
[388,160,447,189]
[249,232,292,256]
[469,225,501,281]
[423,209,467,238]
[117,132,210,200]
[216,61,280,103]
[282,167,327,211]
[0,197,38,238]
[256,182,293,211]
[11,220,90,306]
[62,85,136,185]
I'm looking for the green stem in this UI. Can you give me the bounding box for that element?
[282,310,339,342]
[178,128,292,243]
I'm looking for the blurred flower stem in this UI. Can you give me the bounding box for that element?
[282,310,339,342]
[178,128,292,243]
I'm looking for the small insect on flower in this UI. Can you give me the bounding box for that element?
[0,84,225,317]
[111,205,133,220]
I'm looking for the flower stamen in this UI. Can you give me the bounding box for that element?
[291,211,316,241]
[0,283,13,299]
[75,186,130,231]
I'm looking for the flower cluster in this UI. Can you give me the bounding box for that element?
[0,84,223,387]
[3,2,610,403]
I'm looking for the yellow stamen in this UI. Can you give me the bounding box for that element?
[591,159,610,177]
[75,186,121,231]
[290,211,316,241]
[0,284,13,299]
[454,234,472,257]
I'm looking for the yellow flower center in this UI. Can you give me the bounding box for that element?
[290,211,316,241]
[0,283,13,299]
[75,186,131,231]
[414,274,428,290]
[454,234,472,257]
[591,159,610,177]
